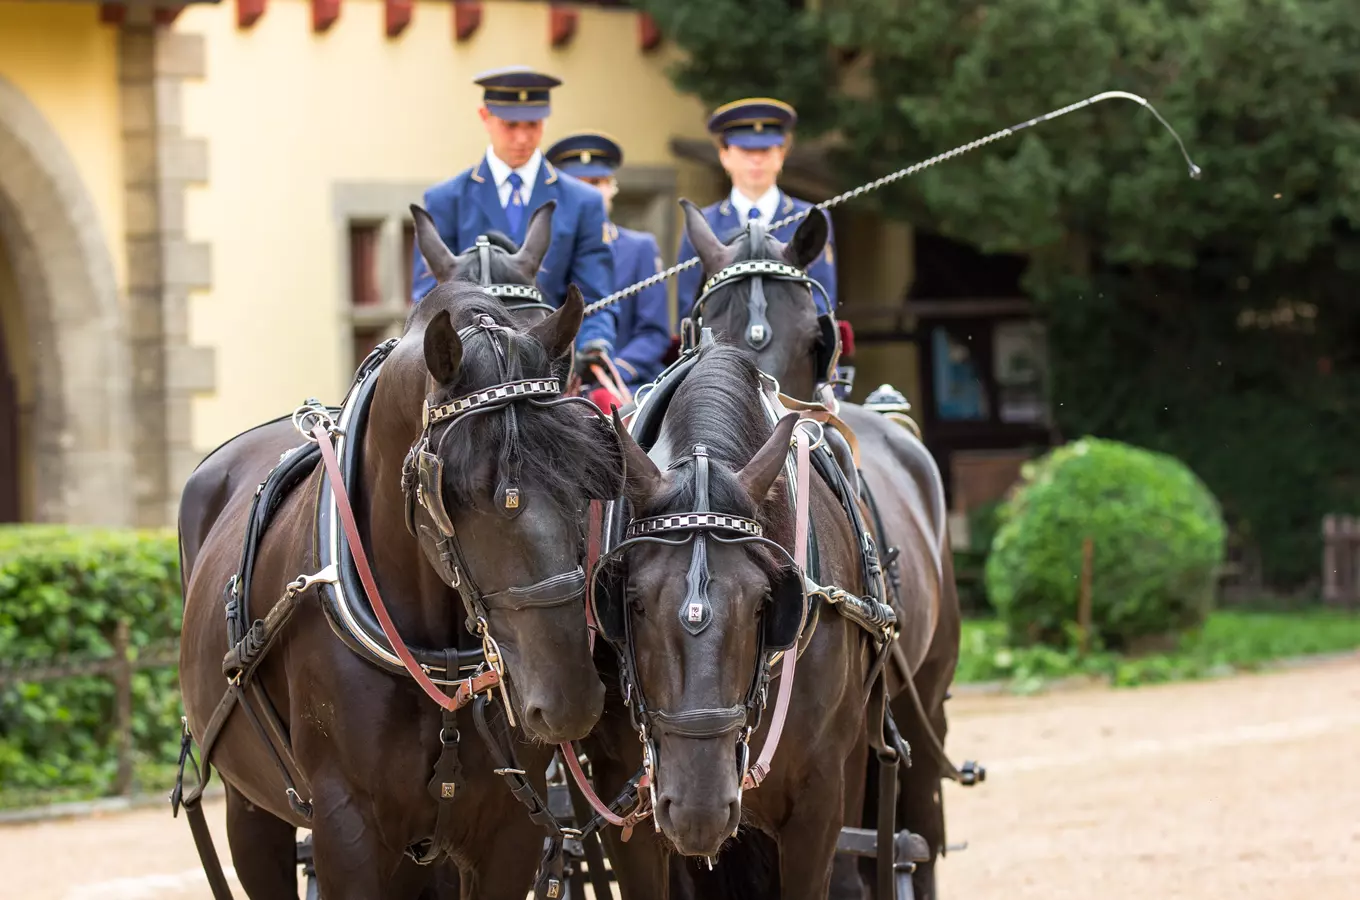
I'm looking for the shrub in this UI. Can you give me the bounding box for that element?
[985,438,1227,650]
[0,526,183,796]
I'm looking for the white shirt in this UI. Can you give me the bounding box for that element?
[484,147,542,209]
[729,185,781,223]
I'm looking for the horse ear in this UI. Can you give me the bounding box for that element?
[514,200,556,278]
[784,208,829,271]
[423,309,464,385]
[410,204,459,284]
[737,414,799,504]
[681,198,733,276]
[527,282,584,361]
[612,409,664,507]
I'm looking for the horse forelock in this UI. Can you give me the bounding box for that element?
[395,286,621,516]
[650,344,794,559]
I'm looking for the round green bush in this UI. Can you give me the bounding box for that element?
[985,437,1227,651]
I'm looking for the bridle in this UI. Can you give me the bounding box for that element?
[680,221,841,385]
[400,313,614,714]
[471,234,556,316]
[588,437,811,807]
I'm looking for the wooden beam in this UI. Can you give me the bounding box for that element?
[549,5,578,48]
[384,0,412,38]
[311,0,341,33]
[453,1,481,42]
[238,0,266,29]
[99,3,126,25]
[638,13,662,52]
[155,5,188,26]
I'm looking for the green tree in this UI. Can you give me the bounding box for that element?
[640,0,1360,585]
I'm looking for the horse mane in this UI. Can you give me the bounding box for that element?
[409,284,621,515]
[650,343,794,552]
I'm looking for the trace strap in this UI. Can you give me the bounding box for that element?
[311,422,500,711]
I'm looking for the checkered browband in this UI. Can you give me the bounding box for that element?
[625,513,764,540]
[702,260,809,296]
[484,284,546,303]
[425,378,560,426]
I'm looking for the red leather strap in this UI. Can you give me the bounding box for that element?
[312,424,498,712]
[589,360,631,405]
[559,740,651,833]
[584,500,603,653]
[744,425,813,790]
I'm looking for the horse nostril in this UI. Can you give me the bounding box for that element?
[655,796,674,830]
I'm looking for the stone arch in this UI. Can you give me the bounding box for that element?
[0,74,133,525]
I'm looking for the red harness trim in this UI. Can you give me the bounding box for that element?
[312,424,499,712]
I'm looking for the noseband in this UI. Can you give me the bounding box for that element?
[401,314,607,647]
[589,443,808,802]
[472,235,556,316]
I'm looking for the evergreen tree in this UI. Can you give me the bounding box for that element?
[640,0,1360,586]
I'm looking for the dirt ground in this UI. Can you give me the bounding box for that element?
[4,655,1358,899]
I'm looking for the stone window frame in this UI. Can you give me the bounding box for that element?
[332,183,424,382]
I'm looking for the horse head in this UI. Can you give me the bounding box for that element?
[412,200,558,328]
[593,345,805,857]
[680,198,831,400]
[374,221,621,743]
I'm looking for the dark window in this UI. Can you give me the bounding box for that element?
[349,223,382,307]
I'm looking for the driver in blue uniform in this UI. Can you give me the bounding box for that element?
[410,66,617,368]
[675,98,838,321]
[544,132,670,393]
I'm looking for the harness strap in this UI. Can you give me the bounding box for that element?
[312,422,501,712]
[557,743,652,834]
[743,425,812,790]
[584,501,604,654]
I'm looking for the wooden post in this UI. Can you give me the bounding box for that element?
[1078,537,1094,655]
[112,620,134,796]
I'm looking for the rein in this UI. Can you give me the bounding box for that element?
[745,425,811,789]
[306,412,503,712]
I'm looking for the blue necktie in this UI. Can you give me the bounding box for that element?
[505,172,525,243]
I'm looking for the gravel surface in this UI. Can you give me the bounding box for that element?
[4,655,1357,899]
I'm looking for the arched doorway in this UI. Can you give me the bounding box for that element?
[0,241,19,521]
[0,75,132,525]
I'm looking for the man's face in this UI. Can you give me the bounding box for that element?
[480,108,544,168]
[718,143,786,198]
[579,176,618,216]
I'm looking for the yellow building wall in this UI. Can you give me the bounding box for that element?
[180,0,712,450]
[0,1,127,293]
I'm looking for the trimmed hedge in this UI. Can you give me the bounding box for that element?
[986,438,1227,651]
[0,526,182,795]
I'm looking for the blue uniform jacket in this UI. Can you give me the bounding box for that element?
[675,191,837,322]
[606,223,670,389]
[411,156,617,351]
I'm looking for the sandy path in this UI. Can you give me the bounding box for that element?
[4,655,1357,899]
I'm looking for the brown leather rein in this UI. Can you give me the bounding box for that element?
[310,420,503,712]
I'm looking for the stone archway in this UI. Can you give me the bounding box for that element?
[0,75,133,525]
